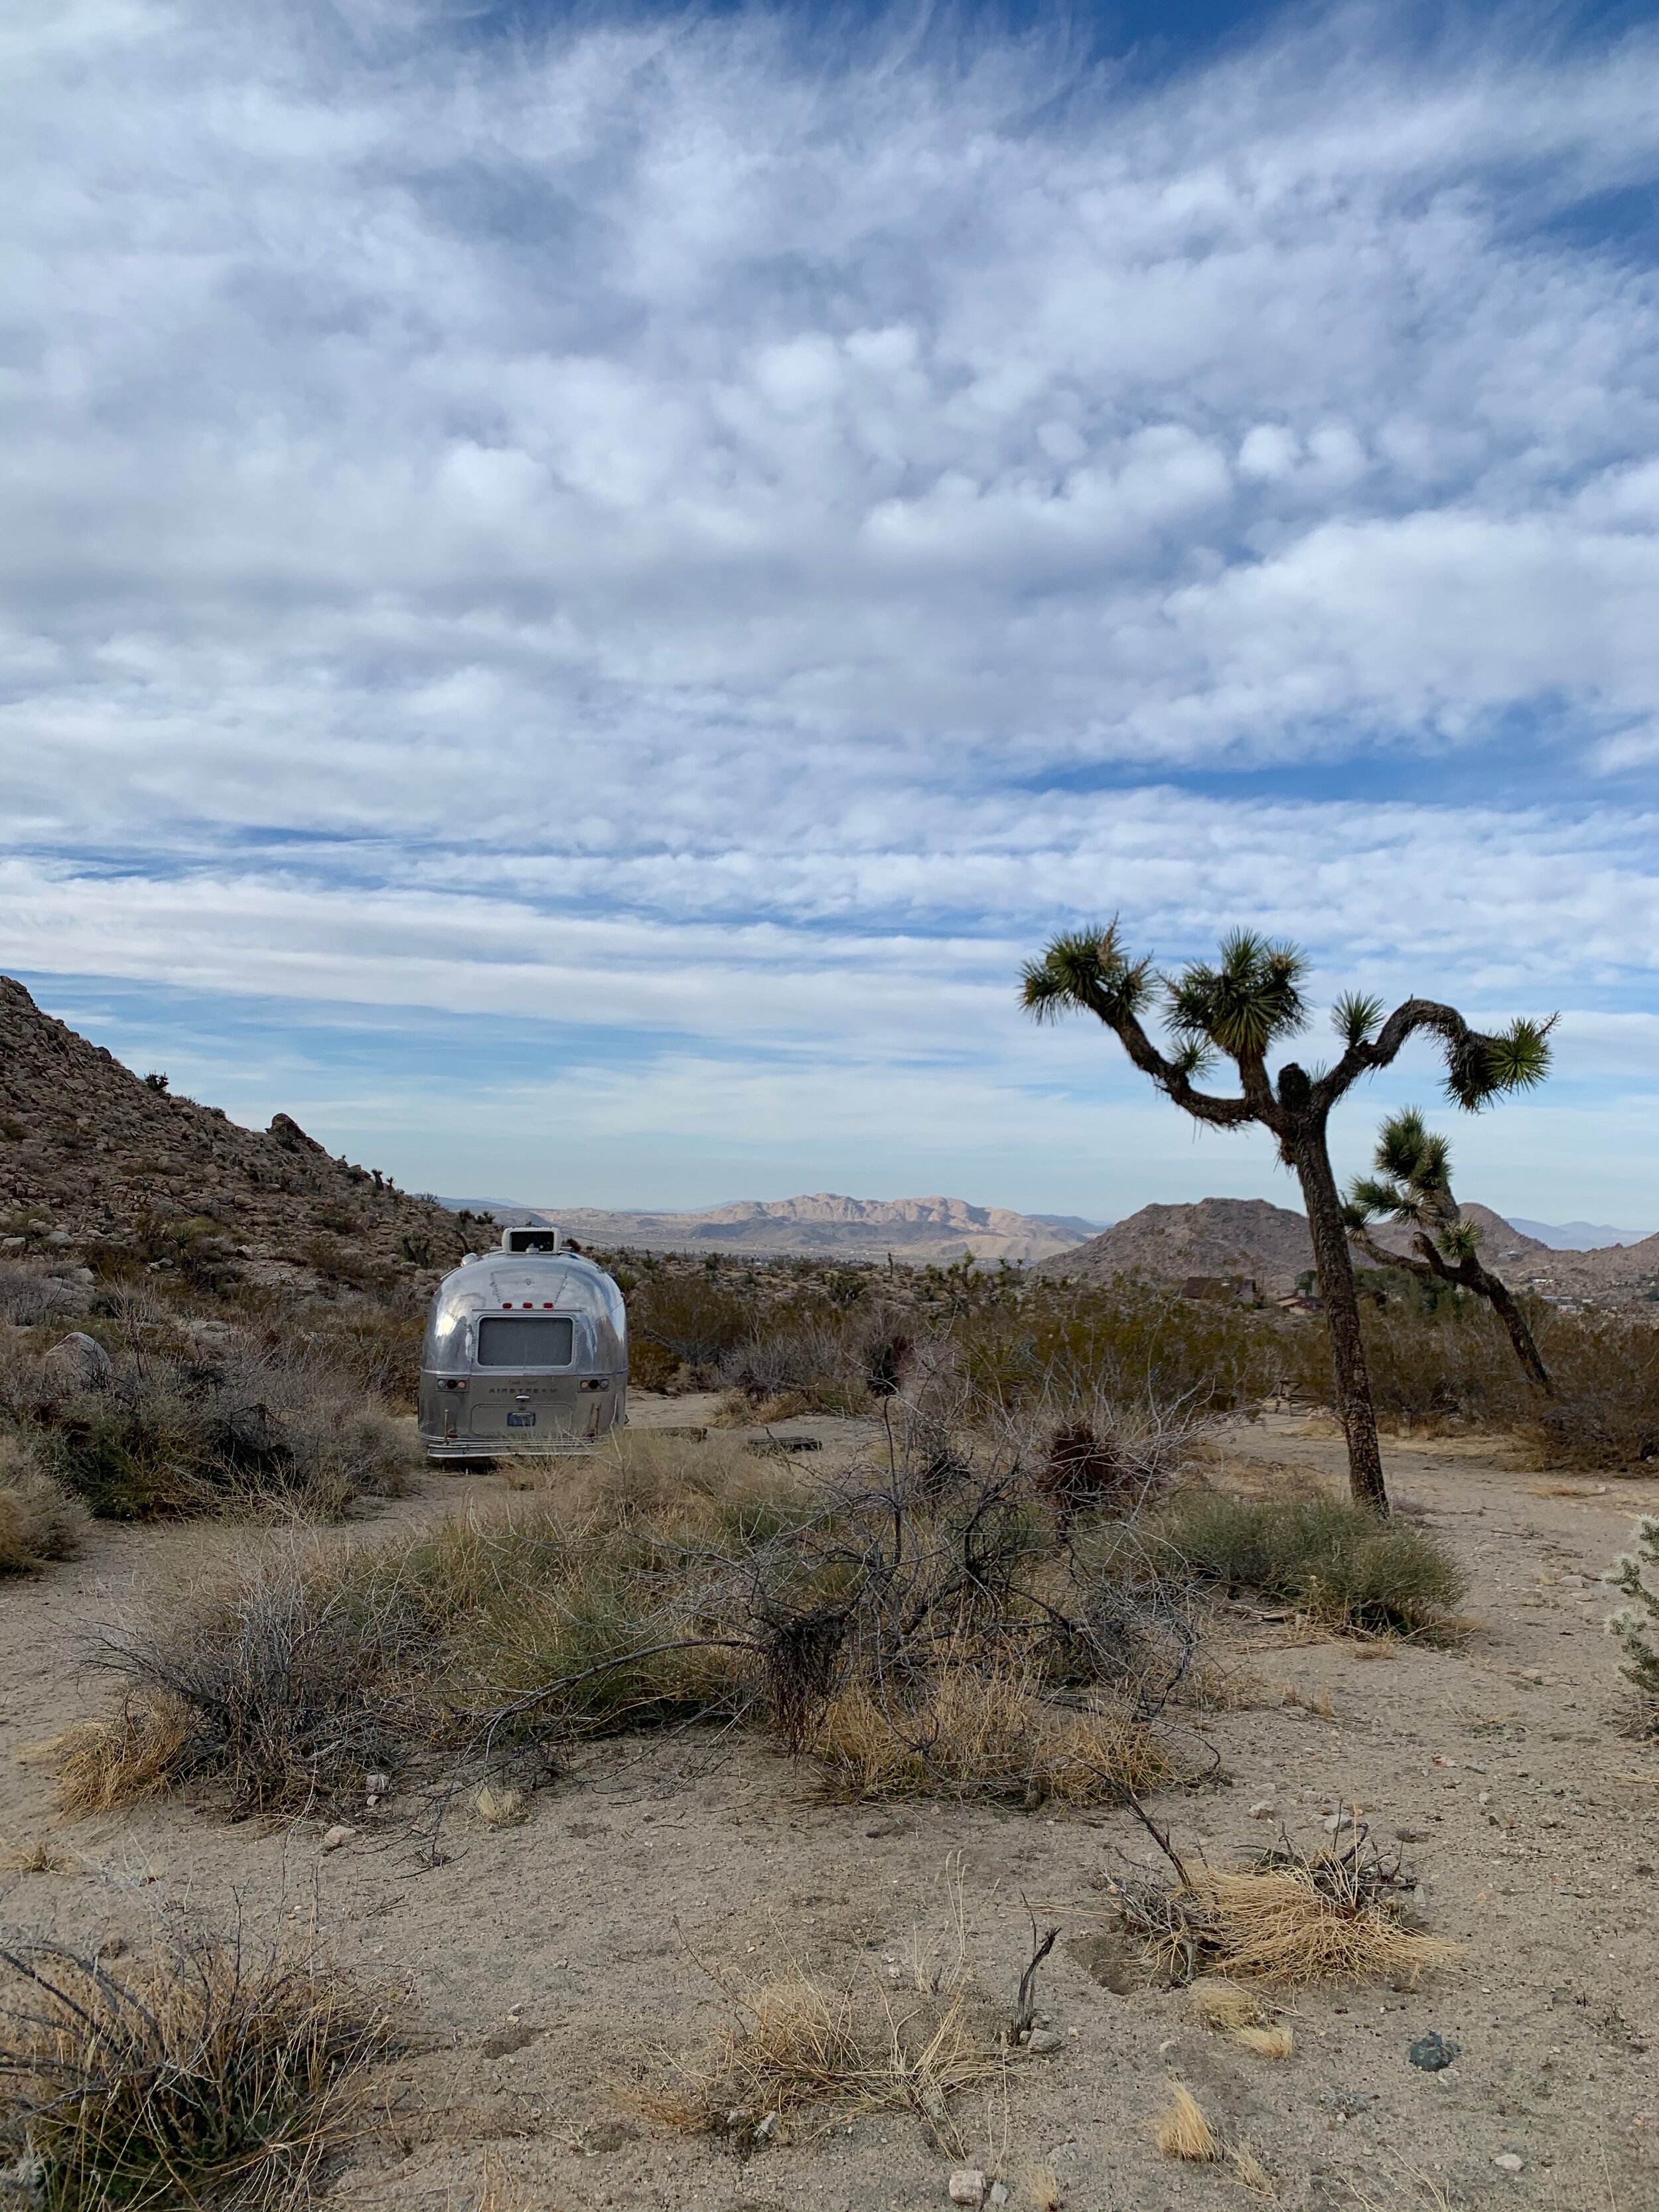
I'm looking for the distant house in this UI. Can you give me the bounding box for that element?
[1180,1274,1260,1304]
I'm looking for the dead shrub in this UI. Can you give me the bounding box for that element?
[0,1261,82,1329]
[68,1535,466,1812]
[1114,1816,1460,1988]
[648,1964,999,2154]
[0,1435,86,1573]
[0,1922,396,2209]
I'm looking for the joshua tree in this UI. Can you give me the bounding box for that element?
[1020,925,1553,1514]
[1343,1108,1555,1397]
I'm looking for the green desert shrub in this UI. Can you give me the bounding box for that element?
[1155,1491,1467,1635]
[1605,1516,1659,1718]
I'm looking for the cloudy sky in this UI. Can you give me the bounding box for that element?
[5,0,1658,1224]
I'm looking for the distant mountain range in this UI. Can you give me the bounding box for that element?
[438,1193,1106,1266]
[436,1187,1659,1309]
[1506,1218,1656,1250]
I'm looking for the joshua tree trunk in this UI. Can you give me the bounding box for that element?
[1290,1119,1388,1514]
[1461,1260,1555,1397]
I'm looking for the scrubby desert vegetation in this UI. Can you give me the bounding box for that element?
[0,1256,417,1542]
[7,1227,1659,2209]
[49,1389,1488,1844]
[614,1242,1659,1471]
[8,1208,1653,1571]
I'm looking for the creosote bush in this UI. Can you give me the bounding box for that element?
[1153,1491,1467,1636]
[0,1922,397,2211]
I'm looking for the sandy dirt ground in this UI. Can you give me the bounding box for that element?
[3,1403,1658,2212]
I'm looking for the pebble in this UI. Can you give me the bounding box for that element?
[948,2170,987,2204]
[989,2188,1009,2209]
[321,1824,358,1852]
[1250,1801,1277,1819]
[1493,2153,1524,2174]
[1026,2029,1063,2054]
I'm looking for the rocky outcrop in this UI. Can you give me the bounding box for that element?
[1041,1191,1659,1312]
[1038,1197,1316,1296]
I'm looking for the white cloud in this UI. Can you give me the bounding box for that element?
[2,3,1658,1207]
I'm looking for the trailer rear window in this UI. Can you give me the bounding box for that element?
[476,1315,575,1367]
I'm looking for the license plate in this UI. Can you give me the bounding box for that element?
[506,1411,537,1429]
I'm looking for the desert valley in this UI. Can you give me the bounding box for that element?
[3,979,1659,2212]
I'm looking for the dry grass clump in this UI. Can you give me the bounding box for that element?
[1187,1977,1263,2029]
[0,1434,86,1572]
[1154,1492,1467,1637]
[0,1923,396,2209]
[811,1666,1177,1808]
[1117,1824,1461,1988]
[649,1964,1000,2154]
[50,1698,194,1817]
[1187,1978,1293,2056]
[506,1426,808,1543]
[0,1838,68,1875]
[1151,2082,1218,2161]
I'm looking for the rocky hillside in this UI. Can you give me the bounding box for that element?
[1039,1197,1316,1295]
[0,977,470,1291]
[534,1192,1094,1266]
[1041,1191,1659,1312]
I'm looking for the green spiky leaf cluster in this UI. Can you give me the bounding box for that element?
[1019,922,1153,1026]
[1165,930,1309,1058]
[1444,1017,1555,1111]
[1332,991,1385,1047]
[1375,1108,1449,1191]
[1345,1108,1480,1259]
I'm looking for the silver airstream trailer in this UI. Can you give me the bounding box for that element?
[419,1226,628,1459]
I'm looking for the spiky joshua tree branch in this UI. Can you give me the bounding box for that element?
[1343,1108,1555,1396]
[1021,923,1555,1513]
